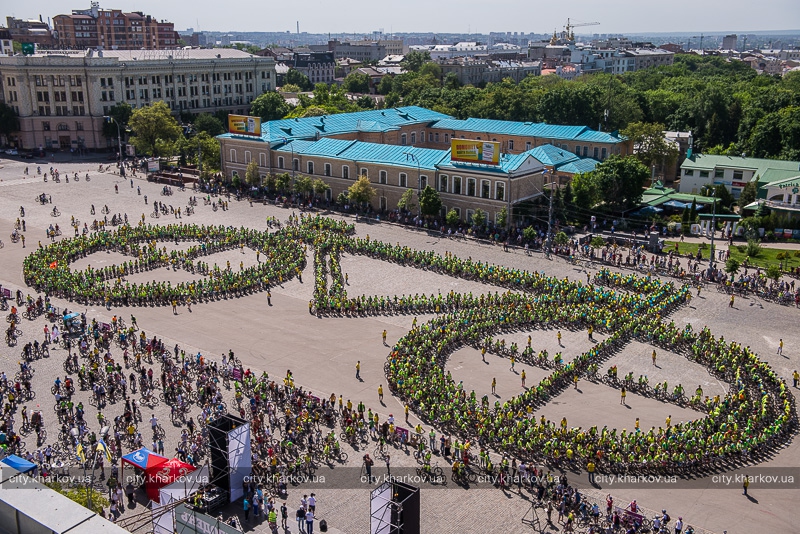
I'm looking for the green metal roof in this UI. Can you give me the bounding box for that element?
[681,154,800,183]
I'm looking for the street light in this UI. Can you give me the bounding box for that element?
[708,188,717,277]
[403,150,422,218]
[103,115,123,172]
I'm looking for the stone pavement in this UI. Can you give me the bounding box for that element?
[0,156,797,534]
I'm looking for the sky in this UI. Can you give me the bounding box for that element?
[8,0,800,35]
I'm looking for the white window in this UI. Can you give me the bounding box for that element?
[278,156,284,169]
[481,180,491,199]
[360,168,368,178]
[466,178,476,197]
[508,139,514,151]
[495,182,505,201]
[401,133,407,145]
[229,149,237,163]
[293,159,299,171]
[342,165,349,179]
[452,176,462,195]
[410,132,416,144]
[259,153,267,167]
[324,163,331,176]
[420,175,428,189]
[526,141,531,150]
[379,170,387,184]
[399,173,407,188]
[439,175,448,193]
[244,151,251,163]
[307,161,314,174]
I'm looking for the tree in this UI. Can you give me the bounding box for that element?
[129,101,182,157]
[620,121,679,171]
[348,176,377,207]
[571,171,600,211]
[496,206,508,228]
[681,206,691,235]
[285,69,312,91]
[418,185,442,217]
[689,198,698,223]
[245,159,260,187]
[193,113,225,136]
[0,102,20,137]
[766,263,782,283]
[591,155,649,210]
[402,51,431,72]
[312,178,329,198]
[737,180,758,208]
[101,102,132,141]
[724,257,741,276]
[176,132,221,172]
[251,91,291,121]
[275,172,292,193]
[701,184,735,210]
[554,231,569,246]
[356,95,376,109]
[343,72,370,94]
[590,236,606,249]
[293,174,313,199]
[446,209,460,226]
[472,209,487,228]
[397,188,416,212]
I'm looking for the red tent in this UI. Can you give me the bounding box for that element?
[144,458,196,502]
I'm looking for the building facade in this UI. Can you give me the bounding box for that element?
[0,48,276,151]
[679,153,800,198]
[5,17,55,47]
[293,52,335,85]
[53,2,179,50]
[215,106,607,223]
[315,39,404,62]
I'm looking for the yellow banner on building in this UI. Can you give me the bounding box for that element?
[450,139,500,165]
[228,115,262,136]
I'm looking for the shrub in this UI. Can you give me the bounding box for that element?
[745,239,762,258]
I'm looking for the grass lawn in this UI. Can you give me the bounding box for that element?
[664,241,711,257]
[728,245,800,270]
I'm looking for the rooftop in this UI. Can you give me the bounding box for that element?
[218,106,450,144]
[681,153,800,183]
[270,137,596,176]
[430,117,624,144]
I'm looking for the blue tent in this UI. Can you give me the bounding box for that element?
[662,200,689,209]
[1,454,36,473]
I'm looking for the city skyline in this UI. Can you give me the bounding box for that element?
[6,0,800,36]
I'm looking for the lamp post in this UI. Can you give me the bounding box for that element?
[542,176,558,257]
[708,188,717,277]
[403,151,421,218]
[104,115,123,170]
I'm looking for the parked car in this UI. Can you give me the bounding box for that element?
[5,149,19,156]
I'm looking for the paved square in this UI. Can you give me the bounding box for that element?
[0,156,797,534]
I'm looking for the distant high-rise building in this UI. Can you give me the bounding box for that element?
[722,34,737,51]
[6,16,56,47]
[53,2,180,50]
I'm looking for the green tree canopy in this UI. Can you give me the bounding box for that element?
[343,72,370,94]
[397,188,416,212]
[101,102,132,140]
[244,159,260,187]
[471,208,487,228]
[348,175,377,206]
[129,101,182,157]
[402,51,431,72]
[620,121,679,169]
[251,91,292,121]
[419,185,442,217]
[193,112,225,136]
[591,155,649,210]
[176,132,221,173]
[446,209,460,226]
[0,102,20,137]
[285,69,312,91]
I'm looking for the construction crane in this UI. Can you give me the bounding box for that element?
[563,18,599,41]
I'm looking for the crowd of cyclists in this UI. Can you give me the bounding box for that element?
[2,207,794,533]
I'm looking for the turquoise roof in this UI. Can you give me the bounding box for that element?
[218,106,450,144]
[271,139,595,175]
[430,117,623,144]
[559,159,599,174]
